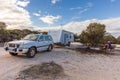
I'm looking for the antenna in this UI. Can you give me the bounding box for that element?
[60,24,63,30]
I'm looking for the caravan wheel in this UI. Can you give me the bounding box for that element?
[67,42,71,46]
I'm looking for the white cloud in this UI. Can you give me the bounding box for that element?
[70,2,93,12]
[33,11,41,17]
[40,15,61,24]
[79,2,93,14]
[70,3,93,20]
[70,7,82,10]
[64,17,120,37]
[33,13,41,17]
[51,0,59,4]
[0,0,32,29]
[71,16,81,20]
[16,0,30,7]
[37,17,120,37]
[79,8,88,14]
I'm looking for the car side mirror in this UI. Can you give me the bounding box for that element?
[38,40,41,42]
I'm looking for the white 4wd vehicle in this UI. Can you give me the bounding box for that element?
[4,34,54,58]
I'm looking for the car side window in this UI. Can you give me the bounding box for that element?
[45,36,48,41]
[38,36,44,41]
[45,36,52,41]
[48,36,52,41]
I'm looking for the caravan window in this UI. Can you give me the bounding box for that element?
[65,34,68,38]
[70,34,73,38]
[70,35,71,38]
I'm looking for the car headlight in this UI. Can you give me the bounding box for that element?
[19,44,28,49]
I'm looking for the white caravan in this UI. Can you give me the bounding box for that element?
[48,30,74,46]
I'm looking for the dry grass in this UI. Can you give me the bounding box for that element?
[16,61,66,80]
[73,48,111,55]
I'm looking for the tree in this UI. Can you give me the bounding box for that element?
[80,23,106,46]
[0,22,6,30]
[102,34,117,44]
[80,31,88,44]
[0,22,7,42]
[117,36,120,44]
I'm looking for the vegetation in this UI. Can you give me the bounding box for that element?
[80,23,106,46]
[79,22,120,49]
[102,33,117,44]
[0,22,7,42]
[0,22,47,42]
[117,36,120,44]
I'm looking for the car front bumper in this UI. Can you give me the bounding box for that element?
[5,47,29,54]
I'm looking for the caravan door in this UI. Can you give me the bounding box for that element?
[64,34,69,45]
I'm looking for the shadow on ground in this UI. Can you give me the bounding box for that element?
[69,48,120,56]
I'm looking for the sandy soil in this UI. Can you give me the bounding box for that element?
[0,43,120,80]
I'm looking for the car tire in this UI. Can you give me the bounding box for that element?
[47,45,53,51]
[27,47,36,58]
[9,52,18,56]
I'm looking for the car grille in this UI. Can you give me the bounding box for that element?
[9,44,15,47]
[9,44,20,48]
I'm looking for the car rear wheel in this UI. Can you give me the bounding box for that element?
[47,45,53,51]
[27,47,36,58]
[9,52,18,56]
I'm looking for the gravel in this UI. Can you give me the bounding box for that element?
[0,43,120,80]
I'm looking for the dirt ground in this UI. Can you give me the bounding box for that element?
[0,43,120,80]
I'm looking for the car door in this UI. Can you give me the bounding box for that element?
[37,35,47,51]
[44,35,50,49]
[47,35,53,45]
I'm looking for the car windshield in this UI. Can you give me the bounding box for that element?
[23,34,39,41]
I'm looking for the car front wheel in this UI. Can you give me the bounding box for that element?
[9,52,18,56]
[47,45,53,51]
[27,47,36,58]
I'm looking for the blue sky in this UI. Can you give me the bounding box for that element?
[0,0,120,37]
[25,0,120,27]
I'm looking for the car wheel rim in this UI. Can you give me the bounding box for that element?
[30,49,35,56]
[49,46,52,50]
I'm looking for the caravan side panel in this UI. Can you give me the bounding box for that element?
[61,30,74,44]
[48,30,62,43]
